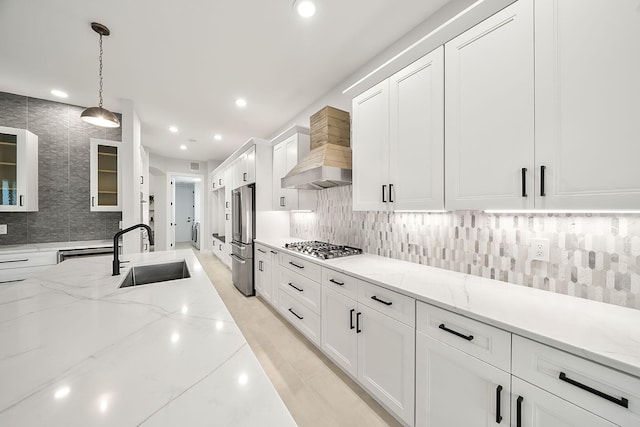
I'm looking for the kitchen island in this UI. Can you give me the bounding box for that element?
[0,250,296,426]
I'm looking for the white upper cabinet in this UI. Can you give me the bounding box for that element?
[534,0,640,210]
[0,126,38,212]
[271,128,315,211]
[445,0,534,211]
[237,145,256,186]
[352,47,445,212]
[389,47,444,211]
[352,80,390,211]
[90,138,121,212]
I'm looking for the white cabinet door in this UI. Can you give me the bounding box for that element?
[389,47,444,211]
[415,332,510,427]
[444,0,534,211]
[357,303,415,426]
[272,141,287,210]
[255,247,271,301]
[512,377,617,427]
[534,0,640,210]
[245,146,255,185]
[90,138,121,212]
[0,127,38,212]
[352,80,390,211]
[283,136,299,209]
[321,286,358,377]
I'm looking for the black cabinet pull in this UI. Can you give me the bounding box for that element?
[371,295,392,306]
[91,196,95,207]
[389,184,394,203]
[289,261,304,269]
[495,385,503,423]
[0,258,29,264]
[516,396,523,427]
[288,282,303,292]
[19,195,24,206]
[280,196,285,207]
[225,213,230,220]
[288,308,303,320]
[356,312,362,333]
[243,172,247,181]
[218,178,222,185]
[257,248,266,253]
[438,323,474,341]
[558,372,629,408]
[521,168,527,197]
[350,308,355,330]
[329,278,344,286]
[270,250,278,254]
[0,278,26,284]
[540,165,546,197]
[382,185,387,202]
[226,201,229,208]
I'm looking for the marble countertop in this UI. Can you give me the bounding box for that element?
[0,240,113,254]
[255,237,640,379]
[0,250,296,426]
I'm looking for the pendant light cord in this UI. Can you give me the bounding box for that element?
[98,33,104,108]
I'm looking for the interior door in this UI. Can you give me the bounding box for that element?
[175,183,194,242]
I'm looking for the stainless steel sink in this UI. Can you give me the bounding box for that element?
[119,261,190,288]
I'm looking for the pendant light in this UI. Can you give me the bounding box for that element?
[81,22,120,128]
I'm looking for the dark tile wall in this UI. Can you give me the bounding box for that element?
[0,91,122,245]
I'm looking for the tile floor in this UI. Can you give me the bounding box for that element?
[178,243,401,427]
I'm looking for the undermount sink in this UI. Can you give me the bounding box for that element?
[119,261,191,288]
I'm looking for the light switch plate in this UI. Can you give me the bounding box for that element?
[0,224,7,234]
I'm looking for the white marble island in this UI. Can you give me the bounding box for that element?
[0,250,296,426]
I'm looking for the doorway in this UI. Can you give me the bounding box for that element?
[175,183,194,242]
[167,173,204,251]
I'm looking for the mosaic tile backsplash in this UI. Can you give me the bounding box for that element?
[0,92,122,245]
[291,186,640,310]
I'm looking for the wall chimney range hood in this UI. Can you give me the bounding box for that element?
[281,106,352,190]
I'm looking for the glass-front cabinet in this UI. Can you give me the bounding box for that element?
[90,138,121,211]
[0,126,38,212]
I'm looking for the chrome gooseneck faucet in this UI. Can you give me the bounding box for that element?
[113,224,154,276]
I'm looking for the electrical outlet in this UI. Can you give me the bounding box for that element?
[531,238,549,262]
[0,224,6,235]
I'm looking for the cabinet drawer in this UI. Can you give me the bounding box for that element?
[278,289,321,347]
[322,267,360,300]
[0,265,52,284]
[358,281,415,327]
[513,335,640,426]
[255,244,270,257]
[279,252,321,283]
[279,268,321,314]
[417,302,511,371]
[0,251,57,271]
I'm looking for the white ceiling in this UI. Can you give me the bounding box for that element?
[0,0,450,162]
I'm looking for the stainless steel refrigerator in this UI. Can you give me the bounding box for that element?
[231,184,255,296]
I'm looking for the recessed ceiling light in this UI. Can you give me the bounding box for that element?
[180,144,187,150]
[294,0,316,18]
[169,126,178,133]
[214,134,222,141]
[50,89,68,98]
[235,98,247,108]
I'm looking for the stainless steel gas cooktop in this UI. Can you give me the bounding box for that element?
[283,241,363,260]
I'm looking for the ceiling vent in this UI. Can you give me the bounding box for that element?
[190,162,200,172]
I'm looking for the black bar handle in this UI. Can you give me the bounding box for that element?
[19,195,24,206]
[280,196,285,207]
[219,178,222,185]
[521,168,527,197]
[0,258,29,264]
[91,196,95,207]
[516,396,523,427]
[382,185,387,202]
[350,308,355,330]
[329,278,345,286]
[243,172,247,182]
[270,250,278,254]
[288,308,303,320]
[356,312,362,333]
[288,282,303,292]
[389,184,394,203]
[559,372,628,408]
[257,248,266,253]
[496,385,503,423]
[289,261,304,269]
[540,165,546,197]
[259,260,263,271]
[0,278,26,284]
[371,295,392,306]
[439,323,474,341]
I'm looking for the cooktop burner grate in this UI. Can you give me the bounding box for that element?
[283,240,363,260]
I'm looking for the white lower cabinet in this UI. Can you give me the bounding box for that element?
[255,245,271,301]
[512,377,616,427]
[322,284,415,426]
[416,332,510,427]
